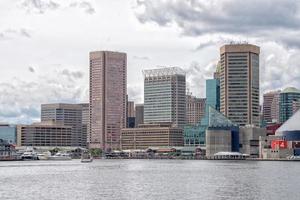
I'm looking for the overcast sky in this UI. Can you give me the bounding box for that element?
[1,0,300,124]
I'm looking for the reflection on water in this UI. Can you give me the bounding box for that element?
[0,160,299,200]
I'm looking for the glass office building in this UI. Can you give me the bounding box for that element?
[279,87,300,123]
[144,67,186,128]
[0,124,17,144]
[184,77,220,146]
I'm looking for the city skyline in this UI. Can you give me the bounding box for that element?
[1,0,300,124]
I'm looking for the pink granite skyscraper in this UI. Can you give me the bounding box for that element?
[89,51,127,150]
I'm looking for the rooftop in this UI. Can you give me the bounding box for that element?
[143,67,185,77]
[281,87,300,94]
[276,109,300,134]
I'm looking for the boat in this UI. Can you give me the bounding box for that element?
[21,149,39,160]
[81,152,93,163]
[37,151,51,160]
[48,152,72,161]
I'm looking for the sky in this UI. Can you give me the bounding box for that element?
[0,0,300,124]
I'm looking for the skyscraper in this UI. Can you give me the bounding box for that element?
[41,103,85,147]
[220,44,260,126]
[89,51,127,150]
[279,87,300,123]
[263,91,280,123]
[143,67,186,128]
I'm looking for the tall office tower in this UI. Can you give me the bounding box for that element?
[279,87,300,123]
[90,51,127,150]
[144,67,186,128]
[135,104,144,127]
[41,103,84,147]
[186,94,206,125]
[271,92,280,123]
[126,99,135,128]
[263,91,280,124]
[220,44,260,126]
[80,103,89,145]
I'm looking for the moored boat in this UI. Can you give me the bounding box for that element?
[81,152,93,163]
[48,152,72,161]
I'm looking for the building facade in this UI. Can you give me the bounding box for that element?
[279,87,300,123]
[80,103,90,146]
[144,67,186,128]
[89,51,127,150]
[17,121,72,147]
[239,126,266,158]
[220,44,260,126]
[263,91,280,124]
[271,91,281,123]
[186,95,206,125]
[126,100,135,128]
[292,100,300,114]
[121,123,183,150]
[205,107,239,157]
[135,104,144,128]
[41,103,85,147]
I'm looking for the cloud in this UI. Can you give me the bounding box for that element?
[61,68,84,79]
[133,55,150,60]
[69,1,96,14]
[185,61,217,97]
[0,28,31,40]
[194,41,215,51]
[135,0,300,48]
[127,84,143,103]
[21,0,60,14]
[0,68,87,124]
[28,66,35,73]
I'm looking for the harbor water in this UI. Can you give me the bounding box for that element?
[0,159,299,200]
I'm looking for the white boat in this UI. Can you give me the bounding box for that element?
[81,152,93,163]
[21,148,38,160]
[37,151,51,160]
[48,152,72,161]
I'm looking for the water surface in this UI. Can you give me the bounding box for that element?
[0,159,299,200]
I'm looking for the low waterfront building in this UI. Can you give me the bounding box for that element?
[121,123,183,150]
[0,124,17,144]
[259,110,300,159]
[205,107,239,157]
[183,125,206,147]
[259,135,293,159]
[17,121,72,147]
[239,125,266,158]
[276,109,300,141]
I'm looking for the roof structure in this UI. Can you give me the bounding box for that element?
[208,106,236,128]
[281,87,300,94]
[276,109,300,134]
[143,67,185,78]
